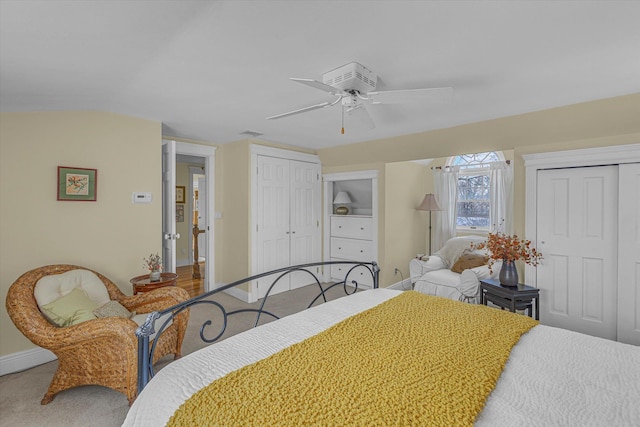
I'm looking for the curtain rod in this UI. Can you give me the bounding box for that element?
[431,159,510,170]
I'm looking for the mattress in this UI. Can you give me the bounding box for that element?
[123,289,640,426]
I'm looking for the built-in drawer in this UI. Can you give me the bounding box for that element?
[330,237,372,262]
[330,258,374,287]
[331,216,372,240]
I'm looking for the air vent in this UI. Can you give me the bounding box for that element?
[239,130,263,138]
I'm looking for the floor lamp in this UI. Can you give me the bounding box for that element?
[417,194,442,255]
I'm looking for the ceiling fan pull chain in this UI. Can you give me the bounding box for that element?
[341,105,345,134]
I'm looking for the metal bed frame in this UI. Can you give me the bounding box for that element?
[136,260,379,393]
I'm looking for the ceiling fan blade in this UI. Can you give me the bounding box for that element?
[291,78,344,95]
[265,101,333,120]
[367,87,453,105]
[346,104,375,130]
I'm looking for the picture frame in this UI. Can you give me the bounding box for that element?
[176,186,186,203]
[57,166,97,201]
[176,204,184,222]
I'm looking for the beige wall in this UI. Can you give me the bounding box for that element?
[0,111,162,356]
[218,140,251,284]
[317,93,640,166]
[175,162,191,266]
[2,94,638,358]
[384,162,428,282]
[318,94,640,287]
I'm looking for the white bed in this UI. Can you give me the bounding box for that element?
[123,289,640,426]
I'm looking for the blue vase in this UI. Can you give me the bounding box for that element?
[499,261,518,287]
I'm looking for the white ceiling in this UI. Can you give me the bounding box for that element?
[1,1,639,150]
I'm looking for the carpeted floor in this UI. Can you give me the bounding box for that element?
[0,283,358,427]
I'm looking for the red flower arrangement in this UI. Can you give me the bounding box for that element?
[143,253,163,272]
[472,232,542,273]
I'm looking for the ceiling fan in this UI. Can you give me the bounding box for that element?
[266,62,453,134]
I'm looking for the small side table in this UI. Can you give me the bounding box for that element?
[130,272,178,295]
[480,278,540,320]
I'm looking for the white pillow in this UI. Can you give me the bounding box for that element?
[434,236,486,267]
[34,269,111,308]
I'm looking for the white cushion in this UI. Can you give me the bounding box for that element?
[34,269,111,308]
[459,269,481,297]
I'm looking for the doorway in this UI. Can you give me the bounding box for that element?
[162,140,217,294]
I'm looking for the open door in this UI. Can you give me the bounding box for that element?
[162,141,179,273]
[164,140,217,292]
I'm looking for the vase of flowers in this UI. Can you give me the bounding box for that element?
[143,253,163,282]
[472,232,542,287]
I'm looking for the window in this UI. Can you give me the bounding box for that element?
[447,151,504,231]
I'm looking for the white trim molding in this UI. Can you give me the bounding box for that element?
[0,347,56,376]
[523,143,640,287]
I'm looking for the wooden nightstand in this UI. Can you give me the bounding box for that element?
[480,278,539,320]
[130,272,178,295]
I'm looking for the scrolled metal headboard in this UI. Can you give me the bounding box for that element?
[136,260,379,393]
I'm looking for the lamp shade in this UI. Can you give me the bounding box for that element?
[417,193,441,211]
[333,191,352,204]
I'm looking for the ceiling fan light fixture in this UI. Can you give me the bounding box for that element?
[322,62,377,93]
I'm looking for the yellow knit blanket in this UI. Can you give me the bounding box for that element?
[168,291,537,426]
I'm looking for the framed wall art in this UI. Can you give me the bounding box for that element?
[176,204,184,222]
[176,186,186,203]
[57,166,97,201]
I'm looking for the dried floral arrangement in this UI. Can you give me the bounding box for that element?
[143,253,163,272]
[472,232,542,273]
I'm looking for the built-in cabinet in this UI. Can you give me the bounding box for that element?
[524,144,640,345]
[251,145,322,301]
[323,171,378,288]
[329,215,374,286]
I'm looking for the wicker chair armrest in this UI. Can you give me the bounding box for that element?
[118,287,190,314]
[37,317,138,352]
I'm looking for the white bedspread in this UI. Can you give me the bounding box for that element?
[123,289,640,427]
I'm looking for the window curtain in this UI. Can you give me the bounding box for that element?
[433,166,459,252]
[489,161,513,234]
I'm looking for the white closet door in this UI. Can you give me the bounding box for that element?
[256,156,291,298]
[537,166,618,340]
[289,160,321,290]
[618,162,640,345]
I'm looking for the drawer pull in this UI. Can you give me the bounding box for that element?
[361,227,364,230]
[360,250,363,253]
[338,247,342,250]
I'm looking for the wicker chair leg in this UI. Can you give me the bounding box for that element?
[41,393,56,405]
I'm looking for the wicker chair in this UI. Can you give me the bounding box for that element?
[6,264,190,405]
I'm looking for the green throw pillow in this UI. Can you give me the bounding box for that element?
[93,300,135,319]
[40,288,98,327]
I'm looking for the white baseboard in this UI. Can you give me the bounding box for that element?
[218,282,251,303]
[0,347,56,376]
[176,259,190,267]
[387,278,413,291]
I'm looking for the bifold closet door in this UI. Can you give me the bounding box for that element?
[256,156,291,297]
[288,160,321,290]
[255,156,320,298]
[536,165,618,340]
[617,162,640,345]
